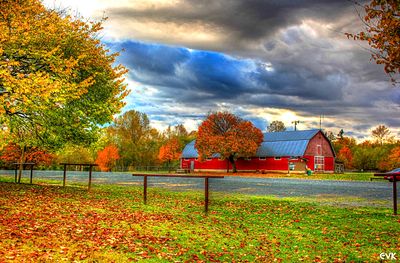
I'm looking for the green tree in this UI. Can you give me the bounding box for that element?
[267,121,286,132]
[0,0,128,180]
[109,110,162,170]
[56,144,94,169]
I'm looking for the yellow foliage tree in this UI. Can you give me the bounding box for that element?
[0,0,128,146]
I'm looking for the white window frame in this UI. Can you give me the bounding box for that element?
[314,156,324,172]
[259,157,266,160]
[274,157,281,160]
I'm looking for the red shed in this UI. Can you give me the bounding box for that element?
[181,129,336,173]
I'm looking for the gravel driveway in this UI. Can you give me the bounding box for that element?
[1,170,395,207]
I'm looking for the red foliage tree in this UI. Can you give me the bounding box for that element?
[158,138,181,168]
[0,143,54,166]
[95,145,120,172]
[337,146,354,169]
[195,112,263,173]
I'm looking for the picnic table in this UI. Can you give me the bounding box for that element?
[60,163,98,190]
[13,162,35,184]
[373,171,400,215]
[132,173,224,212]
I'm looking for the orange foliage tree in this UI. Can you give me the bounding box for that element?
[346,0,399,82]
[195,112,263,173]
[95,145,120,172]
[337,146,354,169]
[379,145,400,171]
[158,138,181,169]
[0,143,54,167]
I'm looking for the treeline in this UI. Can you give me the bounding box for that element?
[0,110,399,172]
[0,110,196,171]
[328,125,400,171]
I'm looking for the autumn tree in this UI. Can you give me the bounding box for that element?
[0,143,54,170]
[158,138,181,171]
[56,144,94,167]
[267,121,286,132]
[108,110,162,169]
[95,145,120,172]
[372,125,393,145]
[0,0,128,179]
[195,112,263,173]
[346,0,399,83]
[378,145,400,171]
[163,124,196,147]
[337,146,354,169]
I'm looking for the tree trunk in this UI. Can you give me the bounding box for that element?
[229,155,237,173]
[18,146,26,183]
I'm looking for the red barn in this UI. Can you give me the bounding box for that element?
[180,129,336,173]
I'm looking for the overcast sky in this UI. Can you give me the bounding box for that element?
[44,0,400,140]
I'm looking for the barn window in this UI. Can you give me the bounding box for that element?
[314,156,324,172]
[274,157,281,160]
[184,158,189,161]
[244,157,251,161]
[195,158,198,161]
[206,157,212,161]
[259,157,266,160]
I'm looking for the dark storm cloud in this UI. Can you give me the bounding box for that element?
[107,0,363,51]
[113,40,348,108]
[103,0,397,136]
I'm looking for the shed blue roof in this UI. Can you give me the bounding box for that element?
[181,129,321,158]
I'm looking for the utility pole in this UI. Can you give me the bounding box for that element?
[319,115,324,130]
[292,120,301,131]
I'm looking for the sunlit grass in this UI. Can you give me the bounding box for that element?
[0,176,398,262]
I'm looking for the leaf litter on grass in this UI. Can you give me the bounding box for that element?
[0,179,399,262]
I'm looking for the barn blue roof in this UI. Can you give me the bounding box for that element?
[181,129,321,158]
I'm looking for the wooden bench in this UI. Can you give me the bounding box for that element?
[132,173,224,213]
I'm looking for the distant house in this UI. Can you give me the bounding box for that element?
[180,129,336,173]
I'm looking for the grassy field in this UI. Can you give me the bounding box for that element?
[191,171,375,181]
[0,176,398,262]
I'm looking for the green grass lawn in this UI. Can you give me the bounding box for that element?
[0,176,398,262]
[290,172,375,181]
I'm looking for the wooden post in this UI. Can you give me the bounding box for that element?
[143,175,147,204]
[14,164,17,183]
[63,164,67,187]
[205,177,209,213]
[88,165,93,191]
[29,165,33,184]
[393,175,397,215]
